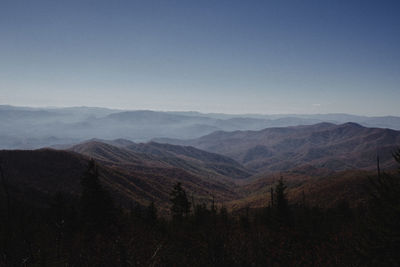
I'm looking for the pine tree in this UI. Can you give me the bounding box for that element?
[169,182,191,220]
[275,177,288,211]
[145,201,157,223]
[364,149,400,264]
[274,177,290,224]
[80,159,114,232]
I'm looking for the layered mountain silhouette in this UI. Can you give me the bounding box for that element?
[156,122,400,173]
[1,117,399,212]
[2,105,400,149]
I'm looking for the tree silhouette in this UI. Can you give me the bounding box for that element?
[80,159,114,232]
[364,149,400,265]
[145,201,158,224]
[274,177,290,224]
[170,182,191,220]
[0,159,10,221]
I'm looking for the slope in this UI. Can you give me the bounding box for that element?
[157,123,400,173]
[0,149,241,213]
[69,140,252,180]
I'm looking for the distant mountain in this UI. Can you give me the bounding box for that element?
[156,123,400,173]
[2,105,400,149]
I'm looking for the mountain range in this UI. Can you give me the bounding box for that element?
[2,105,400,149]
[156,122,400,173]
[1,120,399,212]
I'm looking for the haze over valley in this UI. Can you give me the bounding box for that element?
[2,105,400,149]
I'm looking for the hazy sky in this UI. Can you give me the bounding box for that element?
[1,0,399,115]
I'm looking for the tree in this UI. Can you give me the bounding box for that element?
[275,177,288,210]
[362,150,400,265]
[170,182,191,220]
[80,159,114,232]
[0,159,10,220]
[145,201,157,224]
[274,177,290,224]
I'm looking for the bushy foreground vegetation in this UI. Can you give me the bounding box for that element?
[1,152,400,266]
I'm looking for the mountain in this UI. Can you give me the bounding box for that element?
[230,168,375,210]
[0,148,241,212]
[2,126,398,213]
[0,145,384,214]
[2,105,400,149]
[69,140,252,179]
[156,123,400,173]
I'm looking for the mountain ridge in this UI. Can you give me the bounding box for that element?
[154,123,400,173]
[0,148,242,213]
[69,139,253,180]
[2,105,400,149]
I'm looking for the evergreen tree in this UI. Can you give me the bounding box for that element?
[275,178,288,210]
[170,182,191,220]
[145,201,157,223]
[80,159,114,231]
[363,150,400,265]
[274,177,290,224]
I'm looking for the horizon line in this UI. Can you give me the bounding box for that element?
[0,103,398,118]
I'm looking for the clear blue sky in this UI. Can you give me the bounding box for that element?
[1,0,399,115]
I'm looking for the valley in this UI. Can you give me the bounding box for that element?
[1,121,398,213]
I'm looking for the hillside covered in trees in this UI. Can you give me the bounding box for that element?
[1,148,400,266]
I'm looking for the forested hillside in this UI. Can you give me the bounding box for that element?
[1,150,399,266]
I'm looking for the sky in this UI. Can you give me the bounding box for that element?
[0,0,399,115]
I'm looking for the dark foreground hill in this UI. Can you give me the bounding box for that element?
[0,149,241,212]
[157,122,400,173]
[231,168,376,210]
[1,140,393,213]
[1,147,399,266]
